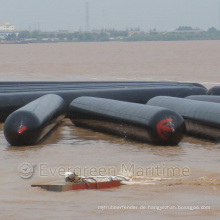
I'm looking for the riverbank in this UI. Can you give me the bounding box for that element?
[1,28,220,44]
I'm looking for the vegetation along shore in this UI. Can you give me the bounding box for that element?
[1,26,220,44]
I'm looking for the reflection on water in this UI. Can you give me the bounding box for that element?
[0,42,220,219]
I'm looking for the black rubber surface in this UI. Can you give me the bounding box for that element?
[4,94,67,146]
[67,97,186,145]
[147,96,220,141]
[186,95,220,103]
[0,86,207,122]
[207,86,220,95]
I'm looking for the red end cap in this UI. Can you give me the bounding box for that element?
[156,119,174,140]
[17,126,27,134]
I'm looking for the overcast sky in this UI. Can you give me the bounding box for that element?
[0,0,219,31]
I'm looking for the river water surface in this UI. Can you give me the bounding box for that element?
[0,41,220,220]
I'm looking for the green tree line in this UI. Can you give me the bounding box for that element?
[3,27,220,42]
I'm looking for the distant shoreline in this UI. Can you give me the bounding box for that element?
[1,28,220,44]
[1,39,220,44]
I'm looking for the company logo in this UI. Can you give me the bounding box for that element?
[18,162,34,179]
[17,126,27,134]
[157,118,174,140]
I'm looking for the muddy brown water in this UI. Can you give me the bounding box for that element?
[0,41,220,220]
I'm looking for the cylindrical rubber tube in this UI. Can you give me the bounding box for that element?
[67,97,186,145]
[0,86,207,122]
[147,96,220,141]
[0,82,206,93]
[186,95,220,104]
[4,94,67,146]
[0,81,206,88]
[207,86,220,95]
